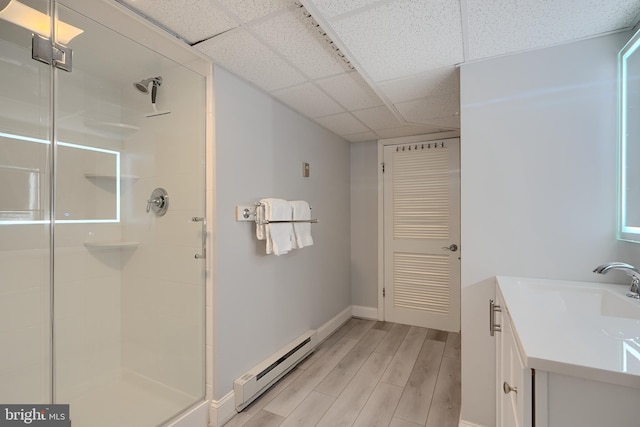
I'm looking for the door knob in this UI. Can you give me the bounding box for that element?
[442,244,458,252]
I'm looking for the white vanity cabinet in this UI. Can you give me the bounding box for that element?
[494,276,640,427]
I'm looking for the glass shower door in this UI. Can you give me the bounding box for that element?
[0,0,53,405]
[53,4,206,426]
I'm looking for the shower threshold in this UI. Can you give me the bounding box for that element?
[66,371,197,427]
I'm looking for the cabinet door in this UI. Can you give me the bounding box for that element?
[496,296,532,427]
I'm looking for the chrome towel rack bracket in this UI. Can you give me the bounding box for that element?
[234,203,319,224]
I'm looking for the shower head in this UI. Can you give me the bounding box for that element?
[133,76,162,94]
[134,76,171,117]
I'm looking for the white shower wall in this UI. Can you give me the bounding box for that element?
[54,72,130,402]
[120,64,206,399]
[0,58,206,408]
[2,1,211,425]
[0,34,52,403]
[0,224,50,403]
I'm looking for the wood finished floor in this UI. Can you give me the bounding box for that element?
[224,318,461,427]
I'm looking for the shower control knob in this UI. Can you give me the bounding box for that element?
[146,188,169,216]
[146,197,161,212]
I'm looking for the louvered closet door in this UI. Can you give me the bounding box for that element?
[383,139,460,332]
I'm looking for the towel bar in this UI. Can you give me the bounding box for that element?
[259,218,319,224]
[254,202,318,225]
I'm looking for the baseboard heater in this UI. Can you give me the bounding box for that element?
[234,329,318,411]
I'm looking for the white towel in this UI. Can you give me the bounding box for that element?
[291,200,313,248]
[261,198,294,255]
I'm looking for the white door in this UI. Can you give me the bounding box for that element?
[383,138,460,332]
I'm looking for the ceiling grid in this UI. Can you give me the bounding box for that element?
[118,0,640,142]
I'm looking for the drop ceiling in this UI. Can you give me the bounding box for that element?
[117,0,640,142]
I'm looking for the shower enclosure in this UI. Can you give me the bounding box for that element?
[0,1,207,425]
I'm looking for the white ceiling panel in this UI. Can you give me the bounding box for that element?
[316,71,384,110]
[413,115,460,130]
[218,0,296,23]
[196,28,306,91]
[394,94,460,125]
[119,0,237,44]
[375,124,444,139]
[250,8,352,79]
[378,67,459,104]
[343,130,378,142]
[466,0,640,61]
[312,0,381,18]
[352,105,404,131]
[272,83,345,118]
[316,112,370,135]
[327,0,464,82]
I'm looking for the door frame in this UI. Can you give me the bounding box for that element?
[377,131,461,322]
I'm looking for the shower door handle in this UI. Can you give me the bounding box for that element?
[193,217,206,259]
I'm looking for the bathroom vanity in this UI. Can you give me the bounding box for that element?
[492,276,640,427]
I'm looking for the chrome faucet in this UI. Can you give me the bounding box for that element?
[593,262,640,299]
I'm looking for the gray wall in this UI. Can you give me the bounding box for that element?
[459,32,640,426]
[212,66,351,399]
[350,141,379,309]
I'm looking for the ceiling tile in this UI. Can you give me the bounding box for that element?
[378,67,459,104]
[391,111,460,129]
[425,116,461,129]
[250,8,352,79]
[343,131,379,142]
[394,94,460,125]
[272,83,345,118]
[311,0,381,18]
[316,71,384,110]
[316,112,370,135]
[466,0,640,61]
[217,0,296,23]
[119,0,237,44]
[195,28,306,91]
[328,0,464,82]
[375,125,445,139]
[352,105,403,131]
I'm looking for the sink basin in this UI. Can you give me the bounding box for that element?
[497,276,640,388]
[518,282,640,320]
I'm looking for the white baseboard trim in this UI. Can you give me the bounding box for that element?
[459,419,489,427]
[351,305,378,320]
[317,306,352,343]
[208,391,235,427]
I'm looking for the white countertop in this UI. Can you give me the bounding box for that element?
[496,276,640,389]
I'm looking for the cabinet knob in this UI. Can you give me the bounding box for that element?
[503,381,518,395]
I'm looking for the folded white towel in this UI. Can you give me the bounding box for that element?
[260,198,294,255]
[291,200,313,248]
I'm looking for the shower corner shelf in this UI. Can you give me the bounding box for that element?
[84,240,140,249]
[84,173,140,181]
[84,119,140,136]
